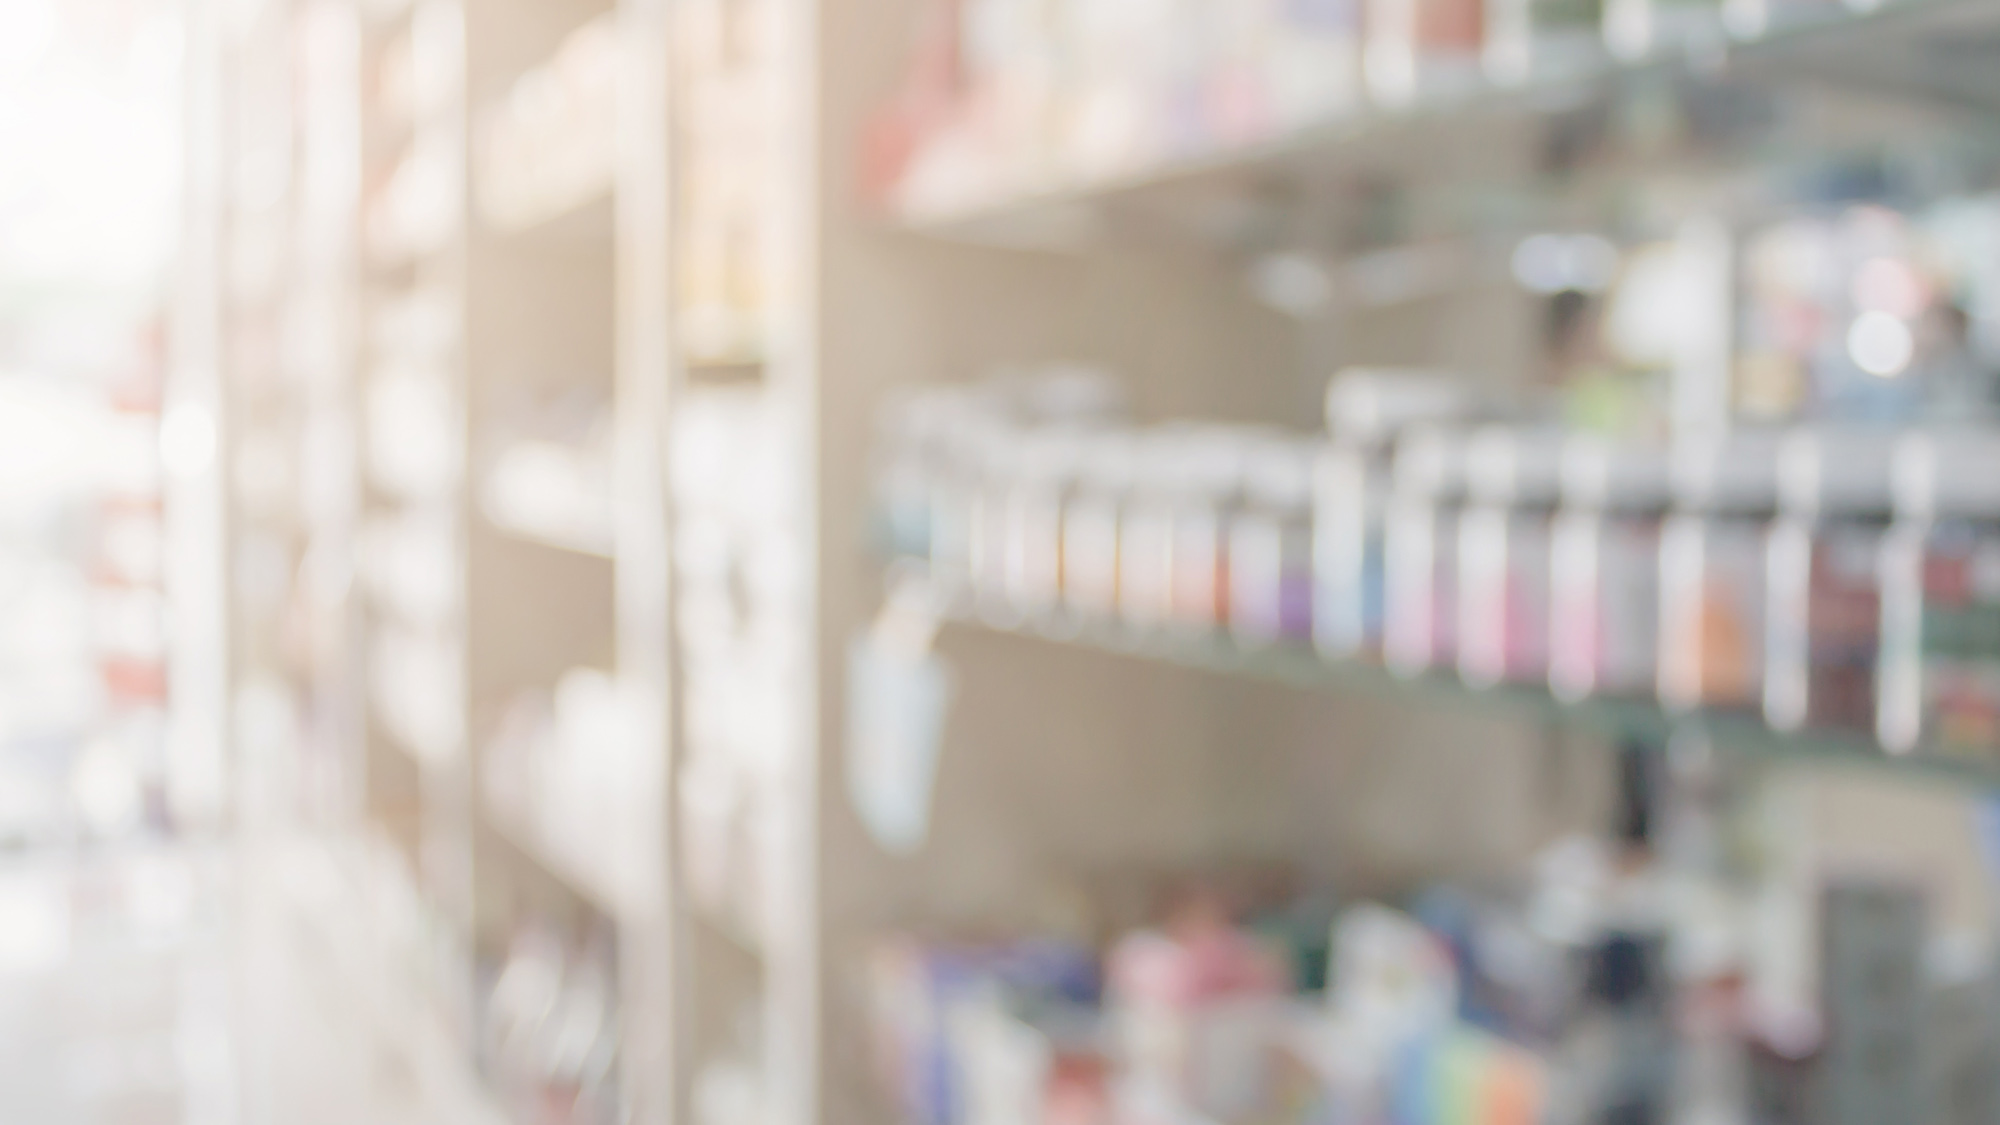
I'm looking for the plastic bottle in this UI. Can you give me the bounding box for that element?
[1658,429,1783,712]
[1229,435,1321,649]
[1876,426,2000,762]
[1763,425,1898,736]
[1549,436,1671,703]
[1061,430,1140,628]
[1314,370,1479,662]
[1459,425,1566,689]
[1386,423,1473,677]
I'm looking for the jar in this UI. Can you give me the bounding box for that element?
[1877,427,2000,763]
[1658,431,1783,713]
[1459,426,1566,689]
[1061,431,1139,628]
[1548,437,1670,704]
[1229,436,1321,649]
[1385,424,1471,677]
[1314,370,1478,661]
[1763,426,1898,736]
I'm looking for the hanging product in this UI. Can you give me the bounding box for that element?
[1549,436,1671,703]
[1386,423,1473,677]
[1763,425,1898,736]
[1459,425,1566,689]
[1877,427,2000,763]
[1658,430,1782,712]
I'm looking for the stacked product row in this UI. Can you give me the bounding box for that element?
[876,370,2000,766]
[868,0,1881,217]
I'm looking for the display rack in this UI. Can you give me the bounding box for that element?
[190,0,2000,1122]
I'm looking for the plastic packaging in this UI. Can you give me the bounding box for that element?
[1877,427,2000,761]
[1762,425,1897,735]
[1658,430,1782,712]
[1459,425,1566,688]
[1549,437,1671,703]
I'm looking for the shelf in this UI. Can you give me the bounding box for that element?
[934,605,2000,794]
[891,0,2000,250]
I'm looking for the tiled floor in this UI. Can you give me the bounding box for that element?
[0,836,504,1125]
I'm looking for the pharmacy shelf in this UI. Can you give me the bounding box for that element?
[894,0,2000,249]
[935,606,2000,794]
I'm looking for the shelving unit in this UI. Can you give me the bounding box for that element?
[187,0,2000,1122]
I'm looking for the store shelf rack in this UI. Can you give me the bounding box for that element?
[931,604,2000,795]
[892,0,2000,250]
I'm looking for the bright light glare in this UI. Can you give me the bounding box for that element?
[0,0,58,70]
[1848,311,1915,378]
[161,403,218,477]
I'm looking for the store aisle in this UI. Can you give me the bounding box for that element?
[0,836,503,1125]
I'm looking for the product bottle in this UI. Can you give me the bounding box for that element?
[1876,426,2000,763]
[1120,428,1196,638]
[1459,425,1566,689]
[1763,425,1898,737]
[1549,436,1671,704]
[1171,428,1261,636]
[1314,370,1479,662]
[1229,435,1322,649]
[1061,430,1140,630]
[1003,425,1091,626]
[1658,430,1783,713]
[1386,423,1473,678]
